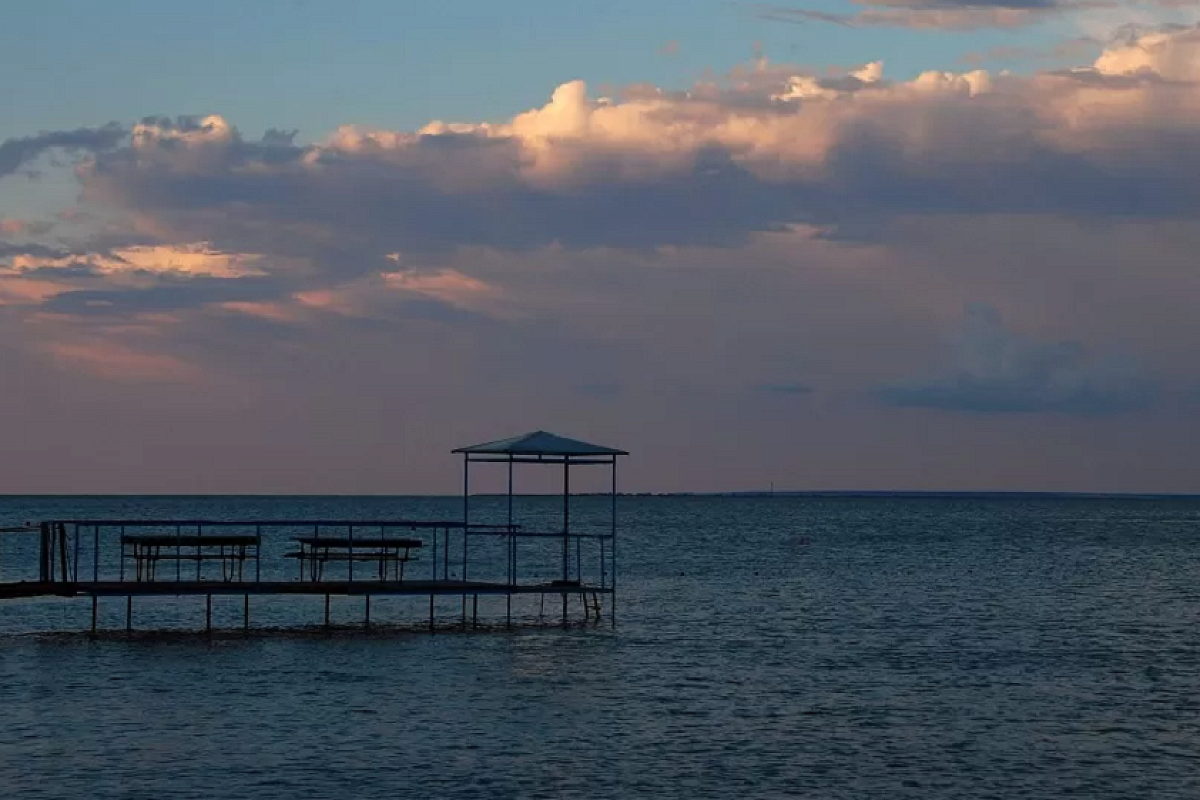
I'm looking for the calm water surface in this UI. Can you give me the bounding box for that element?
[1,495,1198,799]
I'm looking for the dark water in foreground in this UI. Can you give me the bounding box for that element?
[1,495,1199,799]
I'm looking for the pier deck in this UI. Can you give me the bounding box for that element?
[0,579,609,601]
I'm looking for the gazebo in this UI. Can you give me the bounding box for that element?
[453,430,627,624]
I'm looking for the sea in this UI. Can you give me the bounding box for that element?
[0,494,1198,800]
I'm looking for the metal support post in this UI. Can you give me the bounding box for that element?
[563,458,570,625]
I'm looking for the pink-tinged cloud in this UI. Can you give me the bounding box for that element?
[383,268,498,308]
[749,0,1200,30]
[0,277,71,306]
[216,300,301,323]
[9,243,268,279]
[45,340,201,382]
[755,4,1043,29]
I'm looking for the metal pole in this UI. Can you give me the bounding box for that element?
[91,595,98,635]
[58,524,69,583]
[176,525,182,581]
[612,458,618,627]
[563,457,570,625]
[348,525,355,583]
[600,539,606,591]
[126,595,132,632]
[73,523,80,583]
[93,524,99,582]
[507,455,513,628]
[463,453,470,576]
[324,594,331,629]
[462,454,469,626]
[244,595,250,631]
[205,594,212,635]
[365,595,371,629]
[255,525,261,583]
[563,458,571,581]
[39,522,49,583]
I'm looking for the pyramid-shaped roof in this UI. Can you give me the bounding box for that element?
[453,430,627,457]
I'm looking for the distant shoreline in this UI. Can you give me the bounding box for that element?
[1,491,1199,500]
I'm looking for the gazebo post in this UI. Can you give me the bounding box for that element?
[462,452,470,627]
[611,456,617,627]
[562,456,570,625]
[507,455,514,627]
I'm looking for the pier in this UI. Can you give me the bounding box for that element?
[0,431,626,635]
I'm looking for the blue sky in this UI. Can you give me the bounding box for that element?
[1,0,1066,140]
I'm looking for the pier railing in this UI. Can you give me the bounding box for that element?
[6,518,612,594]
[1,516,615,632]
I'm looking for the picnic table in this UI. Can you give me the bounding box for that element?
[286,536,423,582]
[122,534,260,582]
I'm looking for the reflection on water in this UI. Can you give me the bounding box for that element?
[1,495,1199,799]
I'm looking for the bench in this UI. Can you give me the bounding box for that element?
[122,534,260,582]
[287,536,423,582]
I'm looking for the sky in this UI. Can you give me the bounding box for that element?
[3,0,1200,494]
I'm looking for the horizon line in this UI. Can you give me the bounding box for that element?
[1,490,1199,499]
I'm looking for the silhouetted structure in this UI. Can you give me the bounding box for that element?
[454,430,627,625]
[0,431,627,635]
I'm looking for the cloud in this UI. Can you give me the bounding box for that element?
[382,266,498,309]
[0,241,295,316]
[46,23,1200,281]
[878,304,1156,413]
[752,3,1049,30]
[748,0,1200,30]
[8,243,270,278]
[0,242,72,260]
[0,123,127,178]
[1093,24,1200,77]
[46,339,201,382]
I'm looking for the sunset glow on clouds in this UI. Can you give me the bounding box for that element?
[4,11,1200,492]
